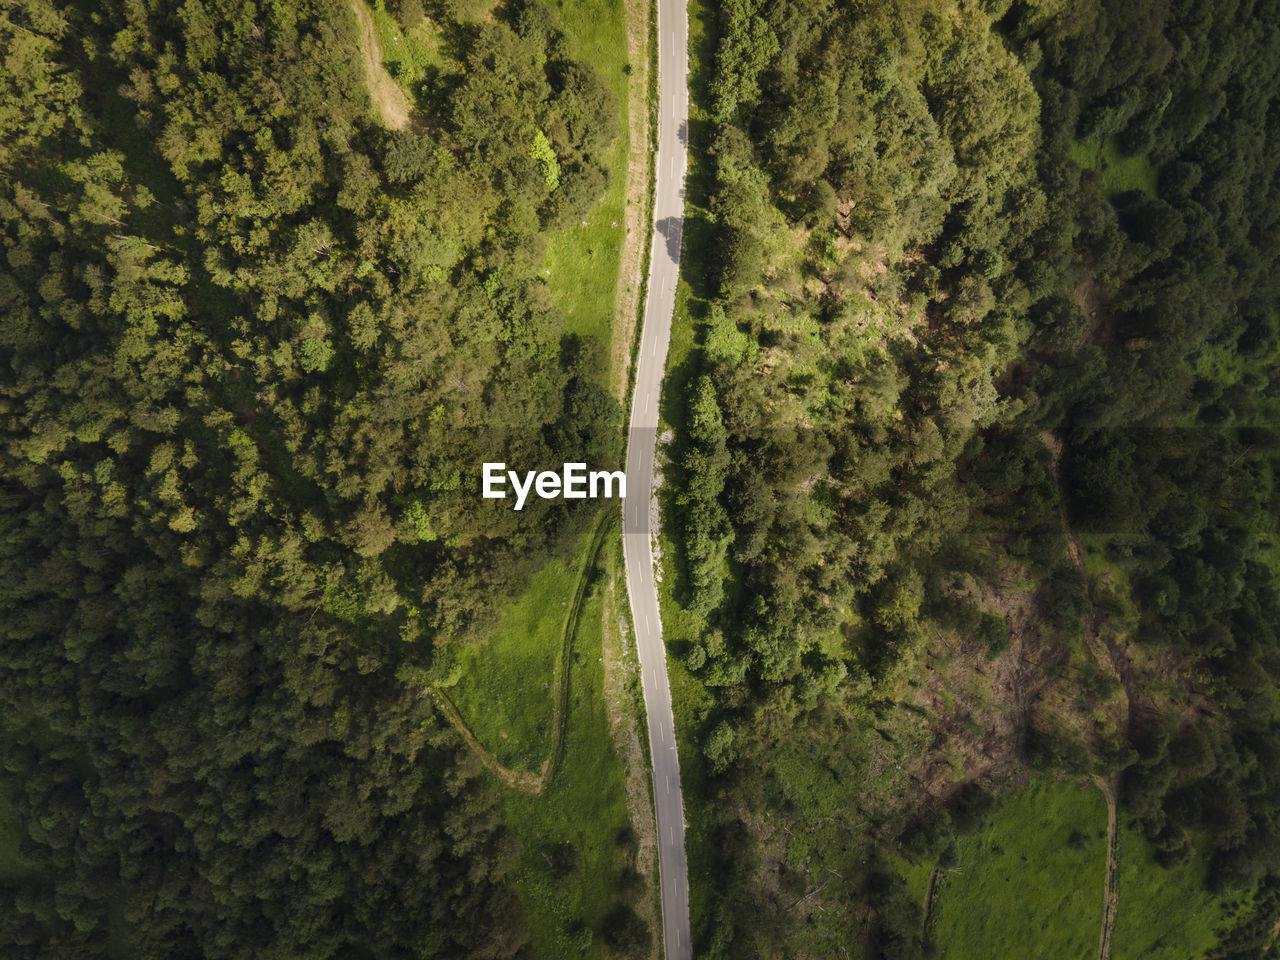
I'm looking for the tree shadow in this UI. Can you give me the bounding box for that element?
[656,215,684,263]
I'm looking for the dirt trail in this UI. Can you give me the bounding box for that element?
[1041,431,1128,960]
[609,0,655,402]
[350,0,418,131]
[431,515,609,795]
[921,862,941,943]
[1266,916,1280,953]
[1095,774,1121,960]
[428,689,545,792]
[1040,431,1132,726]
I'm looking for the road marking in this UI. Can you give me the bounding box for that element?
[644,614,650,632]
[666,775,670,792]
[668,826,673,844]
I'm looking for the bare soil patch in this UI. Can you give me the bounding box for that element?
[350,0,419,132]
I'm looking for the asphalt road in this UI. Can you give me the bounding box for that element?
[621,0,690,955]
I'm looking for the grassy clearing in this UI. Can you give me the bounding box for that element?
[928,778,1227,960]
[1111,831,1224,960]
[448,529,601,773]
[351,0,418,130]
[1071,136,1159,196]
[367,1,444,95]
[930,779,1107,959]
[543,0,632,351]
[498,534,641,958]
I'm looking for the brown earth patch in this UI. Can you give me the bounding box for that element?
[350,0,421,132]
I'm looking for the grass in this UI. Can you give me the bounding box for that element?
[928,778,1227,960]
[1112,832,1224,960]
[930,779,1106,958]
[492,534,641,958]
[542,0,632,354]
[1070,136,1159,197]
[448,527,601,773]
[368,1,443,96]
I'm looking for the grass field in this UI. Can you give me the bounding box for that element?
[367,1,444,96]
[448,527,601,774]
[498,533,641,958]
[927,778,1226,960]
[1070,136,1159,197]
[930,779,1106,958]
[542,0,632,351]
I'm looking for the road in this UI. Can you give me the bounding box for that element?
[621,0,690,954]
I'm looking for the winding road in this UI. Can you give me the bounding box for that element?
[621,0,690,955]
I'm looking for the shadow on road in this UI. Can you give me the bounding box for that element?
[656,215,684,263]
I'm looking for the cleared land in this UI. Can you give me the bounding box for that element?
[542,0,633,352]
[496,533,643,959]
[925,778,1226,960]
[350,0,418,130]
[1070,135,1158,196]
[447,521,604,775]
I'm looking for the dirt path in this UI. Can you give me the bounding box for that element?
[1095,774,1121,960]
[428,688,544,792]
[1265,916,1280,953]
[350,0,418,131]
[1040,431,1132,727]
[921,861,941,943]
[609,0,655,402]
[432,515,610,795]
[1041,431,1127,960]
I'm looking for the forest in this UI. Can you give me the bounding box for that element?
[667,0,1280,956]
[6,0,1280,956]
[0,0,625,956]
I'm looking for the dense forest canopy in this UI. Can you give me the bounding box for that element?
[671,0,1280,955]
[0,0,621,956]
[6,0,1280,956]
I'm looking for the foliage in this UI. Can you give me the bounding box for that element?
[668,0,1280,954]
[0,0,623,956]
